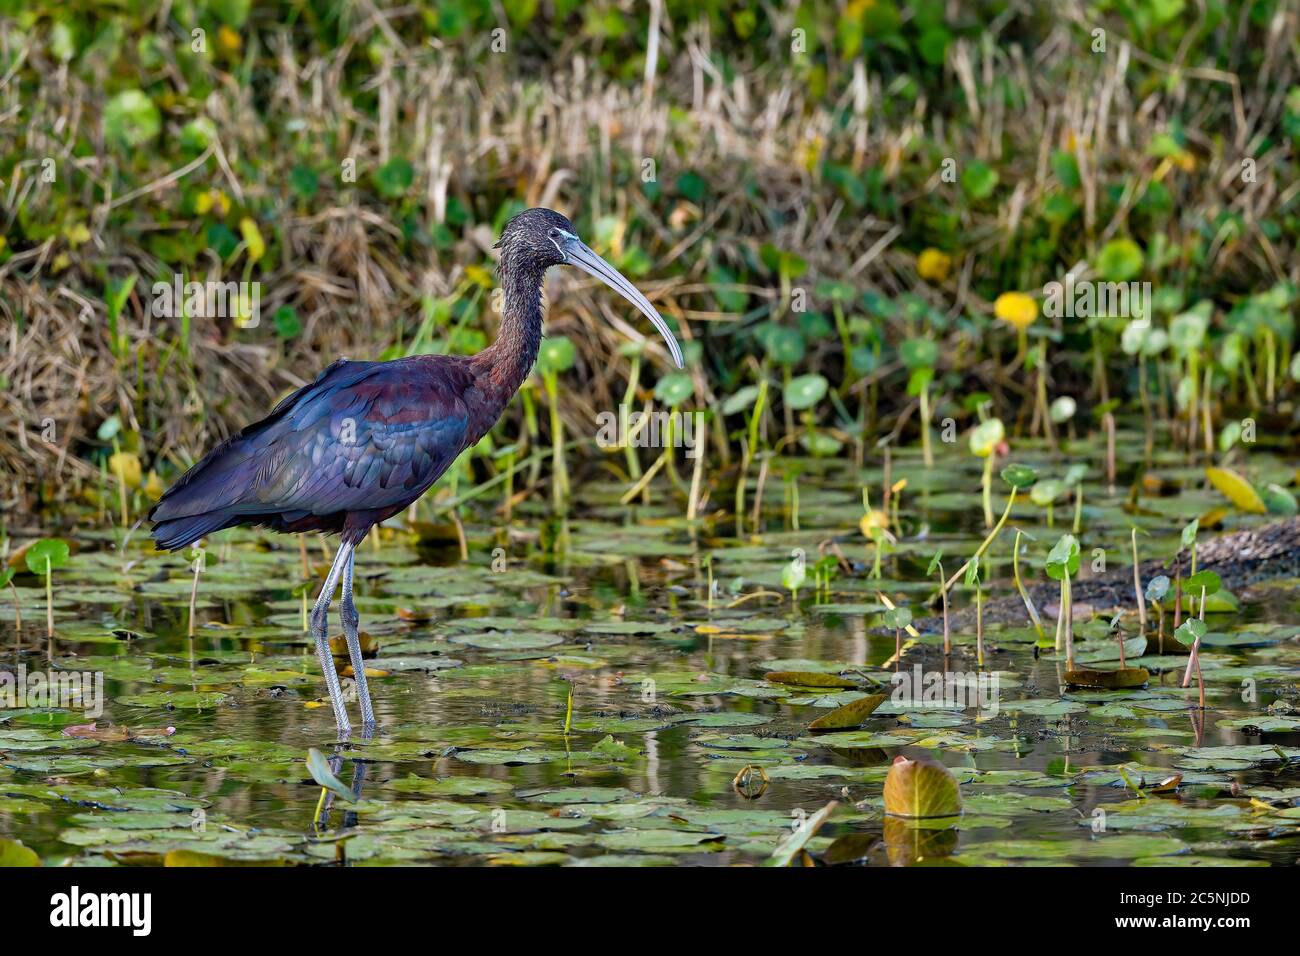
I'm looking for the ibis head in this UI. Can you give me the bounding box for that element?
[497,207,684,368]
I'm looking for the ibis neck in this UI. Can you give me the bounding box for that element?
[475,264,544,404]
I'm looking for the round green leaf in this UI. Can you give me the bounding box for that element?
[1175,618,1207,647]
[960,161,998,201]
[1044,534,1080,580]
[764,326,806,365]
[653,373,694,407]
[1030,479,1065,506]
[721,385,761,416]
[1049,396,1076,423]
[1001,463,1037,490]
[24,539,70,576]
[1096,238,1144,283]
[899,338,938,370]
[536,336,576,374]
[1145,575,1170,602]
[103,90,160,151]
[783,374,829,411]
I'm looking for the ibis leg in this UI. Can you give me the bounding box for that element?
[340,548,375,727]
[310,540,353,736]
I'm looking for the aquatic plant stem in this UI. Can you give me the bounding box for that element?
[187,554,201,638]
[1034,340,1055,446]
[1173,573,1182,630]
[543,369,568,513]
[686,431,705,522]
[112,437,129,528]
[1131,528,1147,635]
[44,556,54,638]
[944,489,1018,592]
[937,563,950,656]
[621,354,642,485]
[919,385,933,468]
[981,454,994,528]
[1012,529,1046,643]
[1064,573,1074,671]
[1104,411,1116,491]
[6,581,20,633]
[1182,587,1208,704]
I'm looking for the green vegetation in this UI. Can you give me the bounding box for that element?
[1,1,1298,528]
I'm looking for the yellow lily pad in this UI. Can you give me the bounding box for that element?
[1205,467,1266,514]
[883,754,962,818]
[808,693,887,731]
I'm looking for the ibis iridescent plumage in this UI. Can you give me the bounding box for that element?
[149,208,683,735]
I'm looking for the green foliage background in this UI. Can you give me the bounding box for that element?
[1,0,1297,507]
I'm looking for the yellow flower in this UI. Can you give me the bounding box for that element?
[109,451,142,489]
[217,25,242,58]
[65,223,91,247]
[239,217,265,262]
[916,248,952,283]
[465,264,494,288]
[143,470,165,501]
[860,509,890,539]
[994,292,1037,331]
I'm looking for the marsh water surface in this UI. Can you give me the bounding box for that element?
[3,437,1300,866]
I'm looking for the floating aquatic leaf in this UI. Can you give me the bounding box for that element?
[883,755,962,819]
[808,693,887,731]
[1063,667,1149,690]
[763,671,858,689]
[1205,467,1267,514]
[0,838,40,867]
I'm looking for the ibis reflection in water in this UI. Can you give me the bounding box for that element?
[149,208,684,735]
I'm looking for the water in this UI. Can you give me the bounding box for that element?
[3,442,1299,866]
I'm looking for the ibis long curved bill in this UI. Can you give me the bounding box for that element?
[560,235,684,368]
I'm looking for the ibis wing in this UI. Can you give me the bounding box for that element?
[151,357,473,531]
[249,359,472,517]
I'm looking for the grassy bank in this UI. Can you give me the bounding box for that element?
[1,0,1298,523]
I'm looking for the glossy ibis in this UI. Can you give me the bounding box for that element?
[149,208,683,734]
